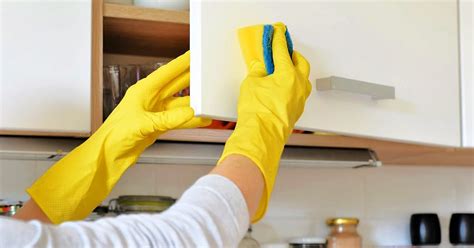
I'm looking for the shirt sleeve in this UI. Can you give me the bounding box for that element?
[0,175,250,248]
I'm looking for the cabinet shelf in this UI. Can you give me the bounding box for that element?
[103,3,189,57]
[159,129,474,166]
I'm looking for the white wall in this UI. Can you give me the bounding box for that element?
[0,159,473,247]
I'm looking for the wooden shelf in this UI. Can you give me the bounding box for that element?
[103,3,189,57]
[159,129,474,166]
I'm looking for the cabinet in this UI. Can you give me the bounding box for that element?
[190,0,461,147]
[0,0,101,136]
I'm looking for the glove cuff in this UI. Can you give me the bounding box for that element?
[218,114,289,222]
[27,129,142,223]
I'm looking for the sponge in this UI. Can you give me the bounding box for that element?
[238,23,294,75]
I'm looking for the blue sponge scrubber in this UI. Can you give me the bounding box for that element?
[262,24,294,75]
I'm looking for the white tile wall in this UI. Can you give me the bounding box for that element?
[0,158,473,247]
[0,159,37,201]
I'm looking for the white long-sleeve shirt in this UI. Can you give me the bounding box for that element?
[0,175,250,248]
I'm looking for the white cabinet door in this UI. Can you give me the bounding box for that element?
[0,0,92,134]
[190,0,461,146]
[460,0,473,147]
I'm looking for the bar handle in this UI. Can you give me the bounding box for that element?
[316,76,395,100]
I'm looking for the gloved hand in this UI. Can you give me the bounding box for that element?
[219,23,312,222]
[27,51,211,224]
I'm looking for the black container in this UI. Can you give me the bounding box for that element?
[410,213,441,245]
[449,213,474,245]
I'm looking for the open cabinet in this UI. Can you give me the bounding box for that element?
[190,0,461,147]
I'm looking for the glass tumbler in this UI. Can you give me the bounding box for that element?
[103,65,120,120]
[139,62,163,79]
[118,65,140,100]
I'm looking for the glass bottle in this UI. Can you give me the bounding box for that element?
[238,226,260,248]
[326,218,361,248]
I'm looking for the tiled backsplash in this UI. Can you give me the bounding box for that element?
[0,158,473,247]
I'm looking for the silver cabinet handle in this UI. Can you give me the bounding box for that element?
[316,76,395,100]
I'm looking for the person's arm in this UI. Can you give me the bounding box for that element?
[14,154,263,224]
[4,156,261,247]
[211,155,264,219]
[4,22,311,247]
[13,51,211,224]
[217,22,312,222]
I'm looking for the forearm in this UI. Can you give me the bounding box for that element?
[10,151,263,247]
[13,199,51,223]
[211,154,264,219]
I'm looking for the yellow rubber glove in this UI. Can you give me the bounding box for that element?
[27,51,211,224]
[219,23,312,222]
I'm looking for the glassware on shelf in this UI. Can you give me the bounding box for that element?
[102,62,164,120]
[118,64,140,100]
[103,65,120,120]
[139,62,163,79]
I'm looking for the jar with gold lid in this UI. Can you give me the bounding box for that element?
[326,218,361,248]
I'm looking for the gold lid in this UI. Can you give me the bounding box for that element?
[326,218,359,226]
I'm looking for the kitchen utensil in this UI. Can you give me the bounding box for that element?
[86,206,113,221]
[238,226,260,248]
[109,195,176,214]
[326,218,361,248]
[449,213,474,245]
[410,213,441,246]
[289,237,327,248]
